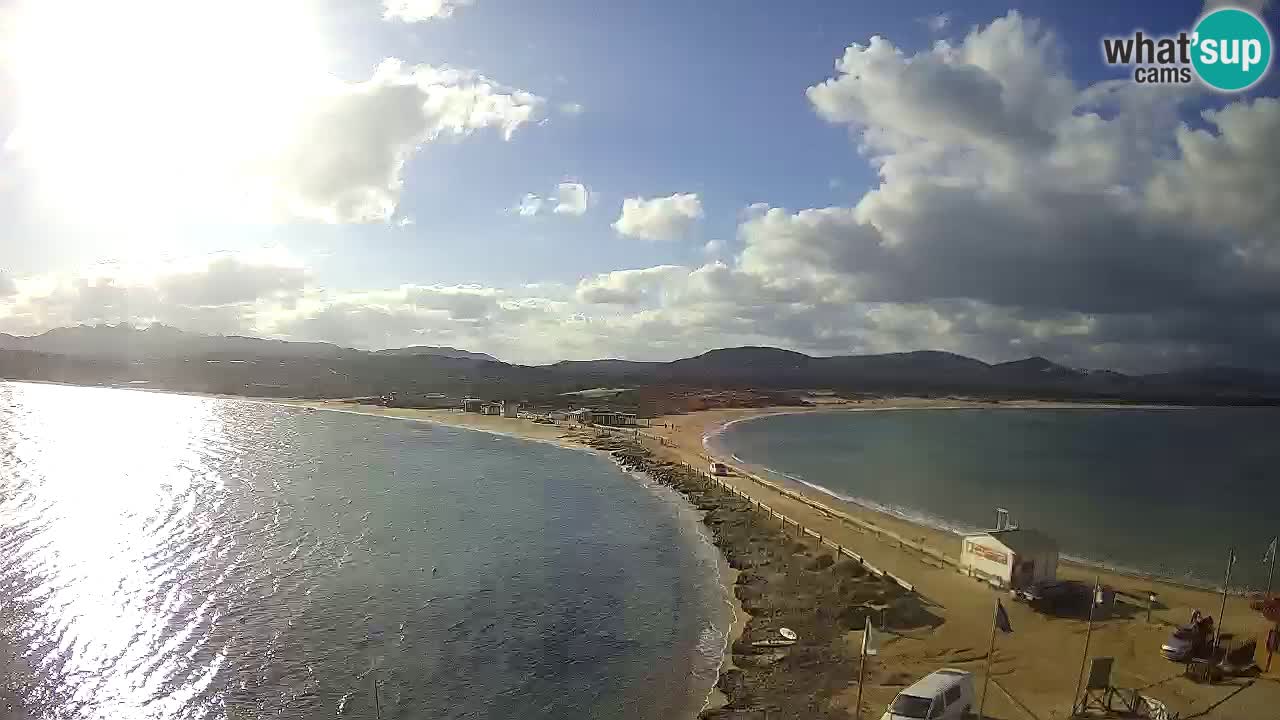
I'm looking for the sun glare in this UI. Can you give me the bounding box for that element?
[5,0,332,222]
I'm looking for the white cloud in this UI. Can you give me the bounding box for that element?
[515,193,545,217]
[559,102,585,115]
[922,13,951,32]
[4,11,1279,371]
[1202,0,1271,13]
[0,251,310,337]
[3,1,544,226]
[553,182,590,215]
[268,60,545,223]
[575,265,686,305]
[612,193,704,241]
[383,0,473,22]
[513,182,590,217]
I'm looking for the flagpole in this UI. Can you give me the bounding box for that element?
[1214,548,1235,660]
[1071,575,1100,714]
[856,642,867,720]
[1265,538,1277,674]
[978,600,999,720]
[856,623,871,720]
[1267,539,1276,599]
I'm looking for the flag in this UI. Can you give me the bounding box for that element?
[995,600,1013,633]
[1265,537,1277,564]
[862,623,879,656]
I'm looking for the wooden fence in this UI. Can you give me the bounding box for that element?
[683,461,917,594]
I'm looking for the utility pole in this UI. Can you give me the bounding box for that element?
[1213,548,1236,663]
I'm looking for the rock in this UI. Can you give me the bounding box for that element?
[806,553,834,571]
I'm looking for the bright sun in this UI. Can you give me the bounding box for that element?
[4,0,332,223]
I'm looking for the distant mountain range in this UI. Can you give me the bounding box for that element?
[373,345,498,362]
[0,325,1277,405]
[0,324,496,362]
[545,346,1280,401]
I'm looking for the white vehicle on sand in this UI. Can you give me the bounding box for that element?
[881,669,975,720]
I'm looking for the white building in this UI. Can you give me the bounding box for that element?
[961,527,1058,590]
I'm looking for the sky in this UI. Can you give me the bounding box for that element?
[0,0,1277,371]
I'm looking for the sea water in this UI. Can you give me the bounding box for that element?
[0,381,728,719]
[713,406,1280,590]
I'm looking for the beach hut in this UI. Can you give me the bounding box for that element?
[461,397,485,413]
[480,403,502,416]
[961,527,1058,590]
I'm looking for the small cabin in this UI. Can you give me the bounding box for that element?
[961,514,1058,590]
[461,398,485,413]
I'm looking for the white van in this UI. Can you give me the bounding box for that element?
[881,669,975,720]
[709,461,730,476]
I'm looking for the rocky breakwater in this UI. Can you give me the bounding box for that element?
[580,433,945,719]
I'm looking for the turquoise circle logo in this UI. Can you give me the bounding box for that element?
[1192,8,1272,91]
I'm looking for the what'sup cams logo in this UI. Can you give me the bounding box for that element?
[1103,6,1272,91]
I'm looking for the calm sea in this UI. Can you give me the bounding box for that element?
[0,382,730,720]
[713,407,1280,590]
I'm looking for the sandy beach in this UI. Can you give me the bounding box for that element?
[286,398,1280,719]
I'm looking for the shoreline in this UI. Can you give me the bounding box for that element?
[694,403,1257,596]
[276,398,747,719]
[8,385,1279,716]
[284,396,1268,600]
[637,402,1280,717]
[576,431,915,717]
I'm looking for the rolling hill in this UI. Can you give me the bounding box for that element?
[0,325,1277,405]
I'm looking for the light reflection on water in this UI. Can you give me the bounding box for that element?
[0,382,724,720]
[2,384,231,718]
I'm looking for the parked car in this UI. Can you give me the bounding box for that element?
[1161,612,1214,662]
[1015,580,1112,616]
[881,669,974,719]
[709,461,730,476]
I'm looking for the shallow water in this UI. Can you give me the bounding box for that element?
[0,381,727,719]
[714,407,1280,589]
